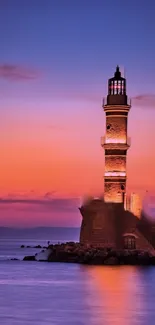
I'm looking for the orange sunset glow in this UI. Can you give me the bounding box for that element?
[0,1,155,227]
[0,98,155,227]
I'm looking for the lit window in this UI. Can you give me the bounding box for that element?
[118,85,121,95]
[114,84,117,94]
[124,236,136,249]
[121,81,124,94]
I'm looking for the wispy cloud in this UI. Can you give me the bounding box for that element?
[0,64,40,81]
[132,94,155,108]
[0,193,80,213]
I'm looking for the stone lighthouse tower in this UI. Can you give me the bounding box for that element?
[101,66,131,204]
[79,66,155,252]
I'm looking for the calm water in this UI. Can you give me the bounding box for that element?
[0,229,155,325]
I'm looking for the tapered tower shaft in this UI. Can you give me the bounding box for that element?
[101,66,131,203]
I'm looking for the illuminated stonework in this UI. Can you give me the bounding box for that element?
[102,66,131,203]
[125,193,142,218]
[106,116,127,143]
[105,155,126,172]
[104,172,126,177]
[104,181,126,202]
[104,139,126,144]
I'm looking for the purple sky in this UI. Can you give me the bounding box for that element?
[0,0,155,227]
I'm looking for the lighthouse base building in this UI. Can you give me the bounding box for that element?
[79,67,155,253]
[80,199,155,252]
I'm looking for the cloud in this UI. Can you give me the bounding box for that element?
[132,94,155,108]
[44,191,56,199]
[0,194,80,213]
[0,64,40,81]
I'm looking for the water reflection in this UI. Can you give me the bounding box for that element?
[1,261,155,325]
[82,265,155,325]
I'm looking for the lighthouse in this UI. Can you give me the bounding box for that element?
[101,66,131,204]
[79,66,155,252]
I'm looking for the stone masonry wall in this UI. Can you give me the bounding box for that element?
[105,155,126,172]
[104,181,126,202]
[106,116,127,142]
[135,230,155,253]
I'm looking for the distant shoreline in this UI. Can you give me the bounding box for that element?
[0,226,80,230]
[0,227,80,238]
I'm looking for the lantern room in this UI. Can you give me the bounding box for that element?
[106,66,128,106]
[108,66,126,95]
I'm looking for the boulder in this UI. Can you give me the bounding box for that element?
[104,257,119,265]
[23,255,35,261]
[22,242,155,266]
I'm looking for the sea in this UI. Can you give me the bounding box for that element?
[0,227,155,325]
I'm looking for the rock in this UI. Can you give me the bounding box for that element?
[150,256,155,265]
[21,244,43,249]
[35,249,52,261]
[104,257,119,265]
[23,255,36,261]
[22,242,155,265]
[10,258,19,261]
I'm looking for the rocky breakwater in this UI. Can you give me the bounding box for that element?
[21,245,47,249]
[23,242,155,265]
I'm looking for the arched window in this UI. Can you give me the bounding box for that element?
[124,235,136,249]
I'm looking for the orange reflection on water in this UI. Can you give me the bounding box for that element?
[83,266,144,325]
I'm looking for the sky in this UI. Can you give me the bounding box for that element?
[0,0,155,227]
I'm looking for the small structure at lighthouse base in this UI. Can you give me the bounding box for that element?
[79,197,155,253]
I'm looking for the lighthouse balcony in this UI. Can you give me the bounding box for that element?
[102,97,131,108]
[101,136,131,149]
